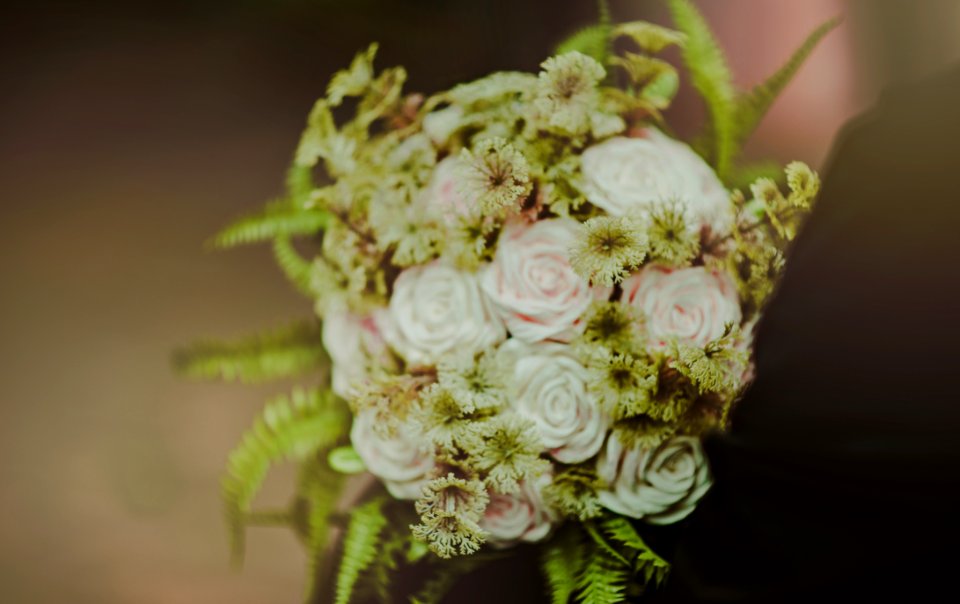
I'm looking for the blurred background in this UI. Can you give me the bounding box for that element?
[2,1,958,602]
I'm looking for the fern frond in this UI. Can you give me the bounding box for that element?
[575,543,629,604]
[555,0,612,64]
[584,521,630,567]
[334,497,389,604]
[541,525,587,604]
[222,387,349,566]
[221,389,349,564]
[410,555,490,604]
[600,516,670,588]
[297,456,346,603]
[733,17,840,148]
[285,163,315,202]
[273,236,317,297]
[173,320,326,383]
[667,0,736,179]
[209,199,330,249]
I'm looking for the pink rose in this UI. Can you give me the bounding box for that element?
[322,310,393,400]
[580,129,733,237]
[481,219,609,342]
[350,408,434,500]
[480,470,556,547]
[418,156,472,226]
[622,264,741,349]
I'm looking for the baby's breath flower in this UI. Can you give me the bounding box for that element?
[412,473,490,558]
[437,352,507,414]
[785,161,820,208]
[579,301,643,352]
[587,348,659,421]
[612,416,677,451]
[569,215,649,286]
[470,414,550,494]
[646,201,701,266]
[542,466,603,521]
[534,51,606,136]
[458,138,531,216]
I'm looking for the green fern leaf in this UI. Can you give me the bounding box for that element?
[297,456,346,603]
[541,525,588,604]
[600,515,670,585]
[222,387,349,566]
[209,200,330,249]
[667,0,736,179]
[334,497,389,604]
[173,320,326,383]
[273,236,316,297]
[575,543,629,604]
[555,0,612,64]
[285,163,314,202]
[733,17,840,148]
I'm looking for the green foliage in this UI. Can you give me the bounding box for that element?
[575,543,629,604]
[667,0,736,179]
[540,525,588,604]
[221,387,349,566]
[209,199,330,249]
[409,556,490,604]
[734,18,841,149]
[173,320,327,383]
[334,497,389,604]
[555,0,612,64]
[600,515,670,587]
[327,445,366,474]
[296,456,346,603]
[273,236,316,297]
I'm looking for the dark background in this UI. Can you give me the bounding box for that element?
[4,1,954,602]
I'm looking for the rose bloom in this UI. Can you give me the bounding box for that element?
[481,218,608,343]
[580,128,733,236]
[350,408,434,500]
[322,309,393,400]
[377,261,506,367]
[596,435,711,525]
[417,156,472,226]
[481,470,557,547]
[622,264,742,349]
[499,339,609,463]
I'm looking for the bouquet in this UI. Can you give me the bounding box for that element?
[177,1,836,602]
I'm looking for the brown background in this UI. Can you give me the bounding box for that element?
[4,1,952,602]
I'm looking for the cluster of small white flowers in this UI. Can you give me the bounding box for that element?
[324,127,745,538]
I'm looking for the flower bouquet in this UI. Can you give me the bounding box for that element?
[177,1,836,602]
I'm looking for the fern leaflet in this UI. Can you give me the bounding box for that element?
[273,236,317,297]
[334,497,389,604]
[173,320,326,383]
[667,0,736,179]
[575,543,629,604]
[209,199,329,249]
[541,525,587,604]
[221,387,348,565]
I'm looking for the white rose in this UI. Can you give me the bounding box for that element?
[418,156,472,226]
[499,339,609,463]
[350,408,434,500]
[377,261,506,367]
[481,470,557,547]
[322,310,393,400]
[481,219,609,343]
[622,264,741,349]
[580,129,733,236]
[596,435,711,524]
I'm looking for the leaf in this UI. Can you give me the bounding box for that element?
[575,543,629,604]
[733,17,840,147]
[173,320,326,383]
[327,446,366,474]
[667,0,736,179]
[584,521,631,567]
[541,525,587,604]
[221,387,349,566]
[612,21,686,54]
[555,0,612,65]
[297,456,346,603]
[600,516,671,588]
[273,236,316,297]
[208,199,330,249]
[334,497,389,604]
